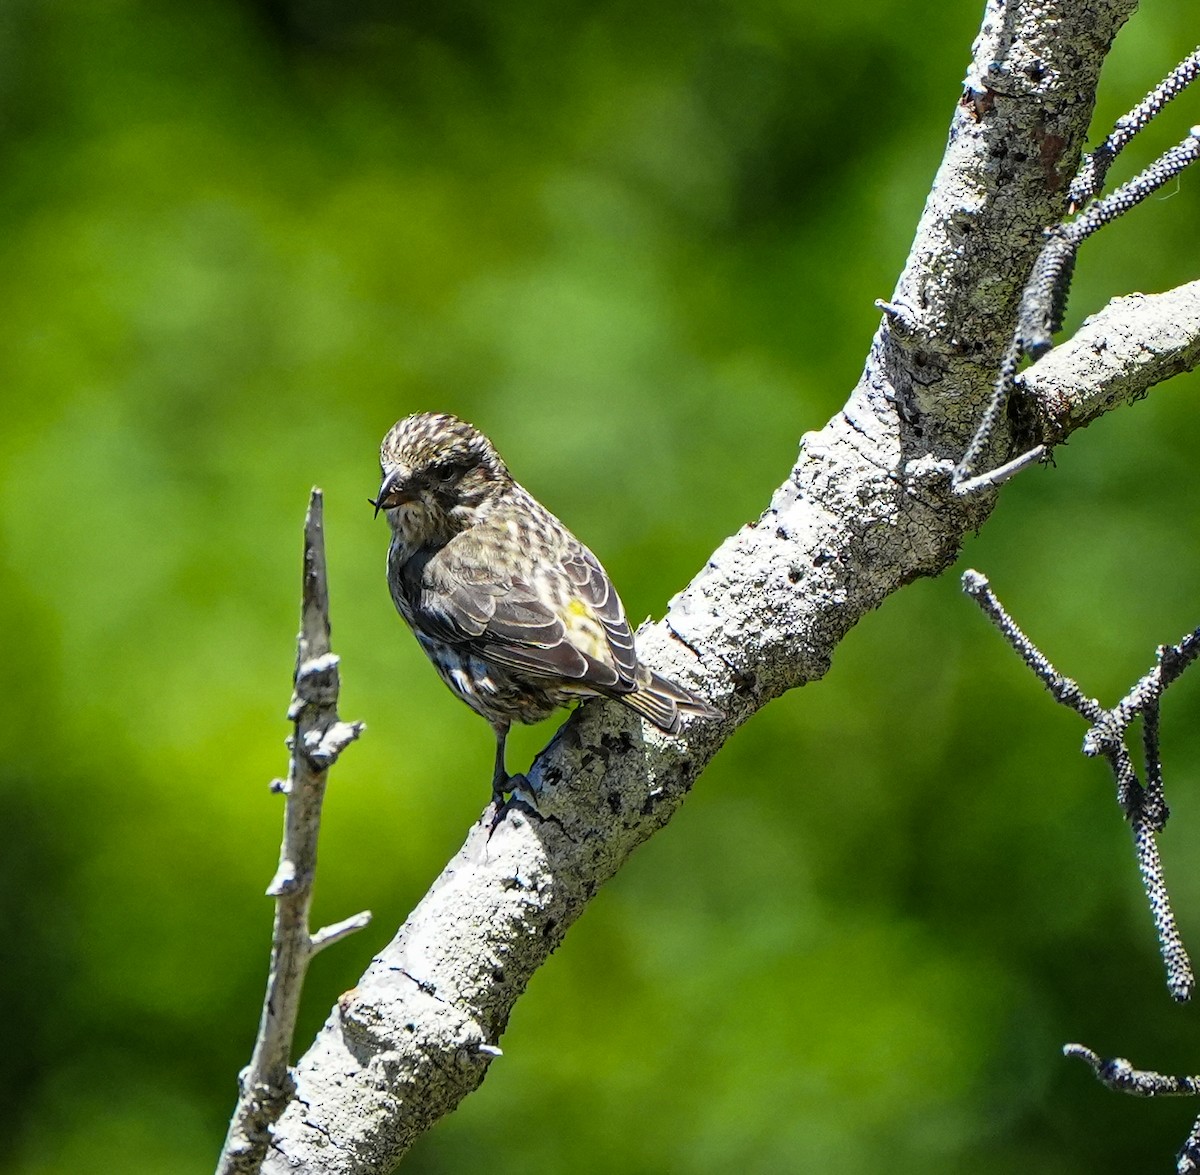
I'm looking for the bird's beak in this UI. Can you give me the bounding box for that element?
[370,468,415,518]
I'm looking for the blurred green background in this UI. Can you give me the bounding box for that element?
[2,1,1199,1172]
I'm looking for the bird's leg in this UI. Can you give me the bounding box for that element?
[490,723,511,807]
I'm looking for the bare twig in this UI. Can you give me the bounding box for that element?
[1068,47,1200,209]
[1184,1122,1200,1175]
[962,570,1196,1003]
[959,570,1101,718]
[1064,1044,1200,1173]
[1018,128,1200,360]
[1063,1043,1200,1097]
[216,490,369,1175]
[952,343,1025,491]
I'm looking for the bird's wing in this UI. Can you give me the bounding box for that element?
[557,542,639,685]
[406,527,639,693]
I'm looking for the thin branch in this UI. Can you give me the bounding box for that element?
[963,570,1196,1003]
[1063,1043,1200,1172]
[216,490,369,1175]
[952,443,1046,496]
[1069,47,1200,210]
[959,570,1101,719]
[1063,1043,1200,1097]
[312,911,375,956]
[1018,128,1200,360]
[952,342,1023,491]
[1132,817,1192,1003]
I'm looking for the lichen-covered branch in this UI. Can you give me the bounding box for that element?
[954,49,1200,492]
[1021,281,1200,443]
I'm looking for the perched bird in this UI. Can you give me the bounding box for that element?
[372,412,720,803]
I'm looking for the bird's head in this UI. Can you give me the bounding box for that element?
[373,412,511,542]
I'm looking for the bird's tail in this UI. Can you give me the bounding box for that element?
[620,671,721,734]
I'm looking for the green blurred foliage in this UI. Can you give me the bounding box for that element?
[1,1,1198,1172]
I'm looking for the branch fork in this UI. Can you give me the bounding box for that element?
[964,568,1200,1171]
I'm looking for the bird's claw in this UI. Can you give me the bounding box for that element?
[484,773,534,832]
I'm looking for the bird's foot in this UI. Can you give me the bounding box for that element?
[484,774,511,831]
[484,773,532,832]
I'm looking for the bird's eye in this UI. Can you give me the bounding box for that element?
[430,461,463,484]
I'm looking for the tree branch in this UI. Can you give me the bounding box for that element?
[254,2,1162,1170]
[962,569,1197,1002]
[217,490,369,1175]
[1021,281,1200,443]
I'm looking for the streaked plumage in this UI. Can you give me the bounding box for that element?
[373,411,720,802]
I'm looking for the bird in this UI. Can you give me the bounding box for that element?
[372,411,720,805]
